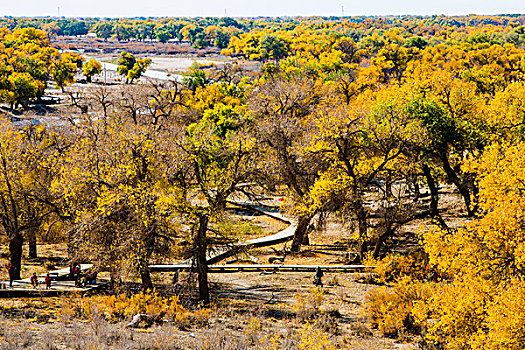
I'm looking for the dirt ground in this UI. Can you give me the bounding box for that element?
[0,270,417,349]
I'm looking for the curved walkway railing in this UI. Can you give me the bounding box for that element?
[149,200,368,272]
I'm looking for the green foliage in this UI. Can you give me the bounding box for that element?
[215,30,230,49]
[117,51,151,83]
[155,29,171,43]
[258,34,291,61]
[60,20,89,36]
[93,22,113,40]
[404,36,427,49]
[183,63,209,93]
[112,22,132,41]
[193,32,210,48]
[406,98,457,152]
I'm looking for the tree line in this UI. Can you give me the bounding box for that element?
[0,27,154,109]
[2,14,525,51]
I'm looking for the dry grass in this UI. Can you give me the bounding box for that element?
[0,273,413,349]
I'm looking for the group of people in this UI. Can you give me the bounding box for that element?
[73,264,87,287]
[5,264,95,290]
[30,272,53,289]
[7,264,52,289]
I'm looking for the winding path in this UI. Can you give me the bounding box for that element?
[150,200,297,270]
[0,199,367,297]
[149,199,368,272]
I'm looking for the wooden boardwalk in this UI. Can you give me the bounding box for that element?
[205,221,297,264]
[192,199,297,265]
[0,198,362,297]
[0,264,109,297]
[149,264,371,273]
[149,199,369,272]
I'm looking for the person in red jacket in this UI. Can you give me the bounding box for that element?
[45,273,52,289]
[30,273,38,288]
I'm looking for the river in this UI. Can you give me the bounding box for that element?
[98,61,183,82]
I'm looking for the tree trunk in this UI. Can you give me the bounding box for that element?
[9,233,23,280]
[356,203,369,261]
[385,172,393,197]
[409,172,420,202]
[440,154,475,217]
[422,164,448,229]
[291,215,313,252]
[373,229,394,259]
[138,221,157,291]
[195,214,210,304]
[139,264,153,291]
[28,229,37,259]
[413,180,420,202]
[109,264,119,292]
[372,209,434,259]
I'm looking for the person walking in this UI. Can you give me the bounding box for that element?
[314,266,324,287]
[45,273,52,289]
[30,273,38,288]
[7,265,15,288]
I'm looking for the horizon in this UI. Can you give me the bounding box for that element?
[2,0,524,18]
[2,13,525,19]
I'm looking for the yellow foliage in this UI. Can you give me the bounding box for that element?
[373,252,434,283]
[416,142,525,348]
[80,290,184,322]
[297,323,339,350]
[293,287,324,321]
[366,277,434,338]
[67,291,211,328]
[256,323,350,350]
[477,280,525,350]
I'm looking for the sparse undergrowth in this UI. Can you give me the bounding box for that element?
[366,277,435,340]
[0,283,410,350]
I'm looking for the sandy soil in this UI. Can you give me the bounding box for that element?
[85,54,260,75]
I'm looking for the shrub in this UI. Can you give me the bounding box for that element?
[366,277,434,338]
[81,290,184,323]
[293,287,324,321]
[255,323,350,350]
[62,290,211,328]
[412,277,498,350]
[373,251,435,283]
[296,323,340,350]
[327,275,340,287]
